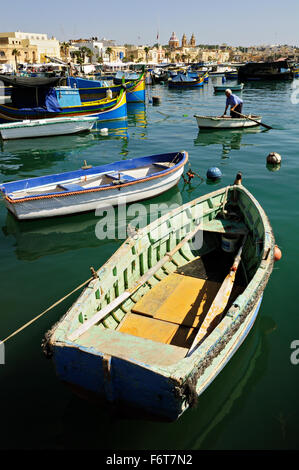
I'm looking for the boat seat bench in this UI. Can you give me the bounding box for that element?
[153,163,174,170]
[105,172,136,183]
[77,327,188,366]
[117,273,244,348]
[58,183,84,192]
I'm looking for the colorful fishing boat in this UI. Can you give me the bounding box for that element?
[194,114,262,129]
[0,151,188,219]
[0,115,97,140]
[42,176,275,421]
[225,70,238,79]
[0,76,127,122]
[168,73,204,88]
[214,83,244,92]
[67,70,146,103]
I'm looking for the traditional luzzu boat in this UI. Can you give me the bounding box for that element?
[194,114,262,129]
[214,83,244,92]
[168,73,204,88]
[0,76,127,122]
[67,70,146,103]
[225,70,238,79]
[0,115,98,140]
[41,174,275,421]
[0,151,188,219]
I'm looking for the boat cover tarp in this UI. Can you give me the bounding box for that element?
[0,75,62,88]
[67,76,108,88]
[171,73,194,82]
[10,87,61,112]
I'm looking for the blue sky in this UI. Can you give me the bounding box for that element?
[1,0,298,47]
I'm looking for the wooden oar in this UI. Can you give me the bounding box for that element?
[233,110,272,130]
[68,220,207,342]
[186,235,247,357]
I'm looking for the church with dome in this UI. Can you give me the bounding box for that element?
[168,32,196,50]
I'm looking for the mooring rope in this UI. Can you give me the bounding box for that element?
[0,273,96,345]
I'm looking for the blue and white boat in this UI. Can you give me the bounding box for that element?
[168,73,204,88]
[0,151,188,219]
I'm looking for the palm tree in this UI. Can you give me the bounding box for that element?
[79,46,89,64]
[165,51,170,63]
[144,46,150,63]
[12,48,21,71]
[60,42,70,60]
[175,53,181,63]
[86,48,93,64]
[105,47,113,63]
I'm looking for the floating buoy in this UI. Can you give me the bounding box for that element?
[100,128,108,135]
[207,167,222,180]
[266,163,281,172]
[152,96,161,106]
[274,244,282,262]
[267,152,282,165]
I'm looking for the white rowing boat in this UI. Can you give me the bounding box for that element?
[194,114,262,129]
[0,151,188,219]
[0,116,98,140]
[214,83,244,92]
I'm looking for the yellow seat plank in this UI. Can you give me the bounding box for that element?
[118,313,197,348]
[132,273,221,328]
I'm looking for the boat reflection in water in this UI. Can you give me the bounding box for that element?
[0,121,129,176]
[2,185,183,261]
[194,127,265,159]
[127,102,147,130]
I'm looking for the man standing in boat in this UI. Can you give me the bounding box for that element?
[222,89,243,118]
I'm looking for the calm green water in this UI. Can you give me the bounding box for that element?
[0,78,298,450]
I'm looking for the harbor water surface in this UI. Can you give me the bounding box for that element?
[0,78,298,449]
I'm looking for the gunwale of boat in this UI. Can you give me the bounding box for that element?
[47,183,274,375]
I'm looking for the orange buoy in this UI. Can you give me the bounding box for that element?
[274,245,282,262]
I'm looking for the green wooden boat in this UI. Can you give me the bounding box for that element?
[43,175,275,421]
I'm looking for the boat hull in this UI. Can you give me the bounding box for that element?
[194,115,261,129]
[0,117,96,140]
[214,84,244,92]
[168,79,204,88]
[68,74,145,103]
[0,89,127,122]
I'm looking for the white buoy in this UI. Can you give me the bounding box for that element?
[267,152,282,165]
[100,128,108,135]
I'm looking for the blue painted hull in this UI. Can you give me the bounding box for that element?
[168,80,204,88]
[0,90,127,122]
[67,74,145,103]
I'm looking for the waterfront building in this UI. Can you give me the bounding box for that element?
[0,32,60,64]
[69,38,105,63]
